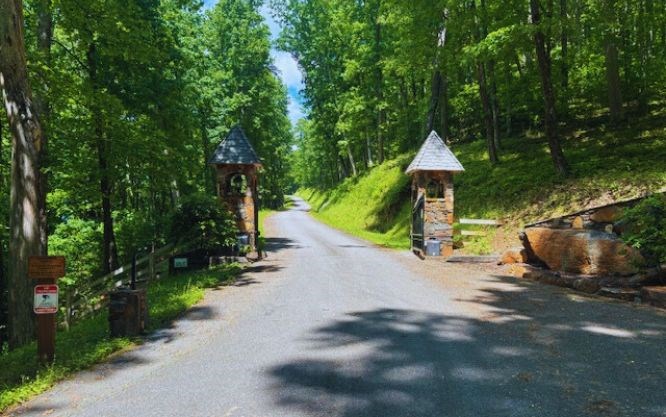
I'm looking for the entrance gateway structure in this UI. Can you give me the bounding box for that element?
[209,126,262,253]
[406,131,464,257]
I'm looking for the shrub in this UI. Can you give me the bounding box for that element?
[169,194,238,252]
[621,195,666,266]
[49,218,104,289]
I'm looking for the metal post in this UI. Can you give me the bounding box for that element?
[131,253,137,290]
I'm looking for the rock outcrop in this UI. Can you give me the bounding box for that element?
[500,247,528,264]
[522,227,644,276]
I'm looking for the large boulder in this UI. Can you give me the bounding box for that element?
[522,227,644,276]
[590,206,621,223]
[500,247,528,264]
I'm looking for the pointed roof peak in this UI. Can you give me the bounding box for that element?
[209,125,262,166]
[405,131,464,174]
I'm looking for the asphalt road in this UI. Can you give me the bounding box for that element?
[8,198,666,417]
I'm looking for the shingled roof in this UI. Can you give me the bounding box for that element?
[209,126,262,166]
[405,131,464,174]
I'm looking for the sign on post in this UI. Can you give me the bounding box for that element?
[174,258,188,268]
[28,256,66,279]
[28,256,65,364]
[34,285,59,314]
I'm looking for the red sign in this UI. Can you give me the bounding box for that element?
[34,285,59,314]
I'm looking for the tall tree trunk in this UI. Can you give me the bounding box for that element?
[1,0,46,347]
[199,110,216,193]
[35,0,52,253]
[346,144,357,177]
[504,65,513,137]
[530,0,570,176]
[605,39,623,122]
[636,0,650,113]
[476,62,499,164]
[560,0,569,90]
[87,43,118,273]
[474,0,499,163]
[0,101,6,345]
[374,19,385,164]
[488,60,501,150]
[426,70,442,133]
[440,76,449,141]
[365,131,374,167]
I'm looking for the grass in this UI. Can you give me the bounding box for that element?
[299,155,413,250]
[300,106,666,254]
[0,264,241,412]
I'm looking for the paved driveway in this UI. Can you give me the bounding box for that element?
[7,198,665,417]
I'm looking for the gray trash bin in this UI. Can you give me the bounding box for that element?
[425,239,441,257]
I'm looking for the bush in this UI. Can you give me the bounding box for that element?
[49,218,104,289]
[621,195,666,266]
[115,209,168,263]
[169,194,238,252]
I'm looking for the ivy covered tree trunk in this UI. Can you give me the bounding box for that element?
[530,0,570,176]
[0,0,46,347]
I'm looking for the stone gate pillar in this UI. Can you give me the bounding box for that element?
[406,131,464,257]
[209,126,262,252]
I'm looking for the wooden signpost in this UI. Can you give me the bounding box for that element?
[29,256,66,363]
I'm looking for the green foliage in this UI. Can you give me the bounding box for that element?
[48,218,103,289]
[277,0,666,190]
[169,194,238,251]
[2,0,294,346]
[0,264,241,412]
[299,119,666,255]
[299,155,413,250]
[621,195,666,266]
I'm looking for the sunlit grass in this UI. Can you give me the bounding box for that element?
[299,114,666,253]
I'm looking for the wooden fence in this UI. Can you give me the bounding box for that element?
[60,243,187,329]
[457,218,503,239]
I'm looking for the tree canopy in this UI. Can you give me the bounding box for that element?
[1,0,293,346]
[274,0,666,186]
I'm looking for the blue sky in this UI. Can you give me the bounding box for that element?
[203,0,305,126]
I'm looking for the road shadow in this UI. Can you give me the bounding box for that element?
[268,278,666,417]
[264,237,302,254]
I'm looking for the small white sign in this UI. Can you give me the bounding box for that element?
[34,285,59,314]
[174,258,188,268]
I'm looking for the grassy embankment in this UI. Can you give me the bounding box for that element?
[300,109,666,254]
[0,264,241,412]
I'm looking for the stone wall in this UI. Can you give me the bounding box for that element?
[215,164,259,250]
[414,171,455,257]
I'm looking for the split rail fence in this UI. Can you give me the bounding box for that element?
[60,242,189,329]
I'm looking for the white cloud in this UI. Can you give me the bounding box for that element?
[272,51,303,89]
[288,95,306,125]
[259,4,281,41]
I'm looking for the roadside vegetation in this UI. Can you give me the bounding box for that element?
[300,109,666,254]
[0,264,240,413]
[1,0,293,350]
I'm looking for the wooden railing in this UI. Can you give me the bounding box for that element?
[457,218,503,239]
[60,242,189,329]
